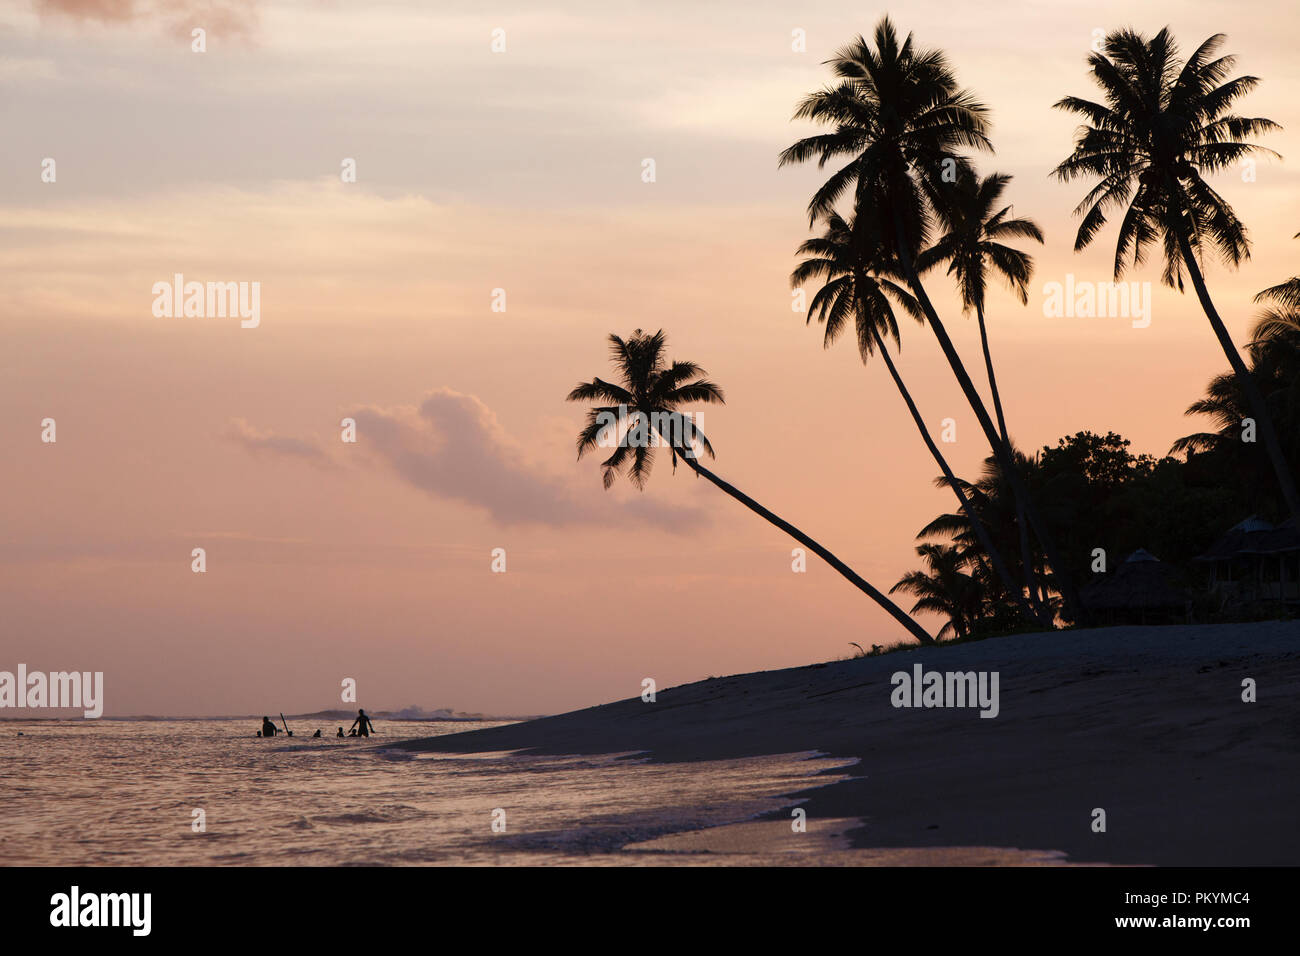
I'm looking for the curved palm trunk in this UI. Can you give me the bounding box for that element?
[678,453,935,645]
[976,303,1050,621]
[1175,230,1300,529]
[892,219,1083,622]
[869,325,1040,626]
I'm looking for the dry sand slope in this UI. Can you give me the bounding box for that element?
[395,622,1300,865]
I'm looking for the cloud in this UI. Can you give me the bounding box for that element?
[35,0,134,22]
[353,388,706,531]
[222,417,334,466]
[227,389,707,532]
[35,0,261,40]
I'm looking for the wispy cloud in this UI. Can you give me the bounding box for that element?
[222,417,335,466]
[35,0,261,40]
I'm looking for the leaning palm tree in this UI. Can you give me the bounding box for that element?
[779,16,1082,621]
[890,542,982,641]
[917,169,1048,616]
[567,329,935,645]
[1052,27,1300,528]
[791,207,1040,625]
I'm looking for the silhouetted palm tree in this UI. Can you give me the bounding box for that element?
[1171,356,1300,521]
[918,170,1042,441]
[779,16,1080,621]
[890,542,982,641]
[567,329,935,644]
[791,207,1039,624]
[1053,27,1300,528]
[1173,258,1300,518]
[1253,232,1300,339]
[917,448,1059,620]
[917,169,1048,615]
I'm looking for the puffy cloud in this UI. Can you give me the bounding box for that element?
[353,388,706,531]
[228,389,707,531]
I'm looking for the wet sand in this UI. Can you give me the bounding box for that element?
[393,621,1300,865]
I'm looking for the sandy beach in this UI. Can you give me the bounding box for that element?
[394,621,1300,865]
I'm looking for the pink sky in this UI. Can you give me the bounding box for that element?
[3,0,1299,716]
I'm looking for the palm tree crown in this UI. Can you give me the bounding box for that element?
[918,169,1043,313]
[567,330,722,489]
[890,543,982,641]
[1052,28,1280,288]
[790,209,922,359]
[777,15,991,239]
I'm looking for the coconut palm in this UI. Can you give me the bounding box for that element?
[791,207,1040,624]
[1173,267,1300,519]
[1052,27,1300,528]
[917,448,1060,620]
[917,169,1048,615]
[889,542,983,641]
[779,16,1081,621]
[567,329,935,645]
[918,170,1042,440]
[1253,232,1300,314]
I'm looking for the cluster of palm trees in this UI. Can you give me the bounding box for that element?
[567,18,1300,645]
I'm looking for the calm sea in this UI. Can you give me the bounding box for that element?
[1,718,839,865]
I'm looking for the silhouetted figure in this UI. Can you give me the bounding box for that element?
[336,727,344,738]
[261,717,278,737]
[349,709,374,738]
[347,729,357,737]
[312,729,322,738]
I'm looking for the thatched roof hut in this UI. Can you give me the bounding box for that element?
[1080,549,1190,623]
[1195,516,1300,562]
[1195,516,1300,609]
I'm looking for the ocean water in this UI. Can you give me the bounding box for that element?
[1,719,846,865]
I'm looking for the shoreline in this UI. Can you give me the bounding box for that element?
[391,621,1300,865]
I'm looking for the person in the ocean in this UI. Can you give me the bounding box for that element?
[348,709,374,738]
[336,727,344,738]
[312,729,322,738]
[260,716,278,737]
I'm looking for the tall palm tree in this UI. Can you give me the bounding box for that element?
[918,170,1042,441]
[567,329,935,645]
[1052,27,1300,529]
[890,542,982,641]
[779,16,1082,621]
[917,169,1048,615]
[791,207,1040,624]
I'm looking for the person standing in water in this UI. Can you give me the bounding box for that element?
[348,709,374,738]
[260,716,278,737]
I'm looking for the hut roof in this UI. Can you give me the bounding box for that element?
[1195,516,1300,561]
[1080,550,1188,610]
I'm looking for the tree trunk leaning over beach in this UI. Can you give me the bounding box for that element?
[568,328,936,646]
[676,450,936,645]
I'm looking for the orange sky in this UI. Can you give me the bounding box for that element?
[3,0,1299,716]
